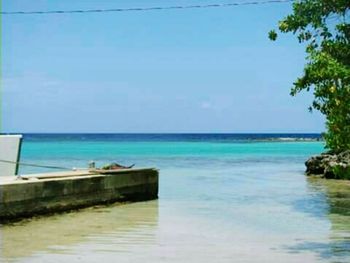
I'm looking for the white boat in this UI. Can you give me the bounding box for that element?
[0,135,22,176]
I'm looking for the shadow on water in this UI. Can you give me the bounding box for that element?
[0,200,158,261]
[288,178,350,262]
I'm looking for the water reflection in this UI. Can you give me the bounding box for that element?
[288,178,350,262]
[0,200,158,261]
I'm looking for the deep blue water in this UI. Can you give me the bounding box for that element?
[20,133,322,142]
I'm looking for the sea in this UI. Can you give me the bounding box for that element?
[1,133,349,263]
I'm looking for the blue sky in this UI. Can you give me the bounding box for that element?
[2,0,324,133]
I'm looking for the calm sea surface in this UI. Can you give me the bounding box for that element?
[1,134,350,262]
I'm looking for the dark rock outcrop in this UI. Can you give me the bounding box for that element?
[305,150,350,179]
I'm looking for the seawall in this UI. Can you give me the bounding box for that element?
[0,168,158,222]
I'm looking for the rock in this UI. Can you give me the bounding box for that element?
[305,156,326,175]
[305,150,350,179]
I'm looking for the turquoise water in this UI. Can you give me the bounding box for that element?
[1,135,350,262]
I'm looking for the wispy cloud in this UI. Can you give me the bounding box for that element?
[200,101,214,109]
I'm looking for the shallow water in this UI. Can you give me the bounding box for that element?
[1,134,349,262]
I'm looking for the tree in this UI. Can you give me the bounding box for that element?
[269,0,350,153]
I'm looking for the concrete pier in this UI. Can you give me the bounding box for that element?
[0,168,158,222]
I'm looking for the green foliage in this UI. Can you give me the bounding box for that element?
[269,0,350,153]
[332,165,350,180]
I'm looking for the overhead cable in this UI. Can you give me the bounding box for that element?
[1,0,293,15]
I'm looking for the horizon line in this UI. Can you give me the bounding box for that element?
[1,132,323,135]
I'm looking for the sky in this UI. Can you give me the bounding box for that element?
[2,0,325,133]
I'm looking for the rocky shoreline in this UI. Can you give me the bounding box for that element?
[305,150,350,179]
